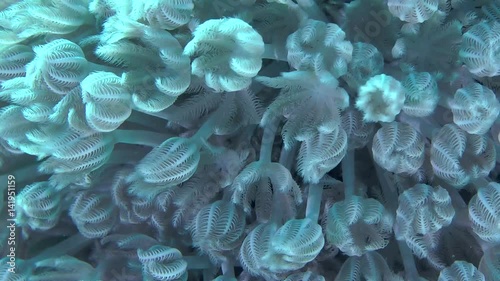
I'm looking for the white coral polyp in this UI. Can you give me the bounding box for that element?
[355,74,406,122]
[469,182,500,243]
[286,19,353,78]
[402,72,439,117]
[395,184,455,240]
[430,124,496,188]
[81,72,133,133]
[460,21,500,77]
[143,0,193,30]
[388,0,439,23]
[184,18,265,92]
[326,196,394,256]
[372,122,425,174]
[449,83,500,135]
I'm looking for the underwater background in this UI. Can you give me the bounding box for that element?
[0,0,499,280]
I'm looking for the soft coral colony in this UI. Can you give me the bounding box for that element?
[0,0,499,280]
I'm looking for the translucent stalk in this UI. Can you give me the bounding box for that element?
[342,149,356,198]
